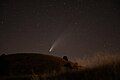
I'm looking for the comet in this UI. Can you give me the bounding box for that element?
[49,29,68,53]
[49,46,54,52]
[49,38,59,53]
[49,40,58,53]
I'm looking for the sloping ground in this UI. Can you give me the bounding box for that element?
[0,53,67,76]
[54,61,120,80]
[2,58,120,80]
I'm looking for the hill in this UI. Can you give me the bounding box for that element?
[0,53,70,76]
[1,53,120,80]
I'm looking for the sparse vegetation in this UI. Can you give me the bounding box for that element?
[0,53,120,80]
[72,52,120,68]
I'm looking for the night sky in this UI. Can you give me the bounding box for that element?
[0,0,120,58]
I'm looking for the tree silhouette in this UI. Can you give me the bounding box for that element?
[63,56,68,61]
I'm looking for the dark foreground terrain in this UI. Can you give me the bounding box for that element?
[0,53,120,80]
[56,62,120,80]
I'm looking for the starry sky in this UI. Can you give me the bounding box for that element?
[0,0,120,58]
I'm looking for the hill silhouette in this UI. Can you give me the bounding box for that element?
[0,53,71,76]
[1,53,119,80]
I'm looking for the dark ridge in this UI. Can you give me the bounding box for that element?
[0,53,67,76]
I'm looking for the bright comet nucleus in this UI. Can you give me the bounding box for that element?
[49,46,53,52]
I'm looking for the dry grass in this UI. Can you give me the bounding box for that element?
[1,53,120,80]
[72,52,120,68]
